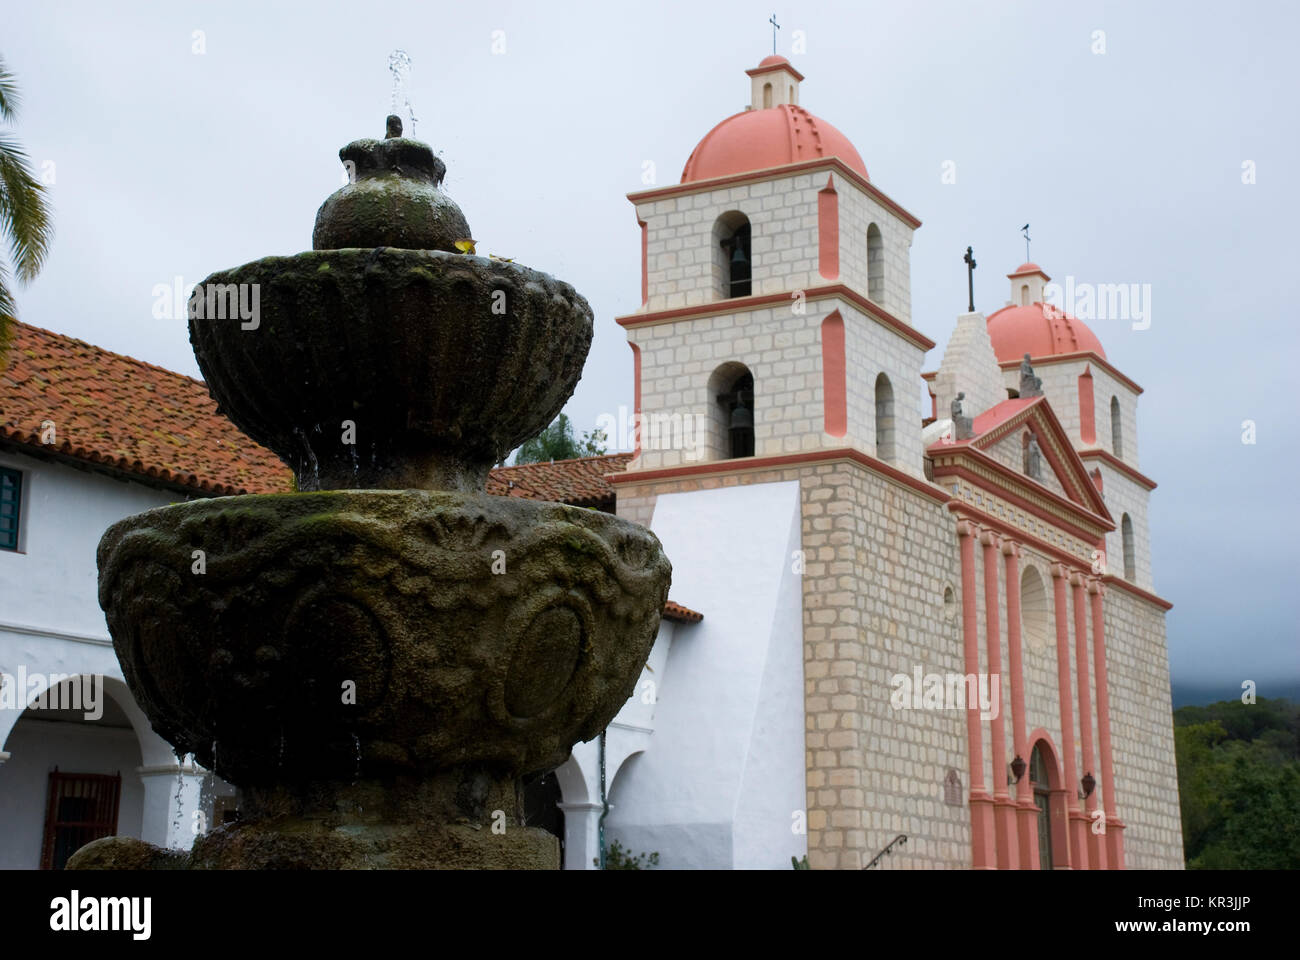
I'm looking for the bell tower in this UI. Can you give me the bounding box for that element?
[615,57,933,486]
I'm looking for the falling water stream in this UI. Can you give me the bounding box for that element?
[171,750,185,847]
[388,50,417,137]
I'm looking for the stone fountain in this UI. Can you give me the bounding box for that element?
[71,117,671,870]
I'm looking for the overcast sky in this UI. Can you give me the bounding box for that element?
[5,0,1297,692]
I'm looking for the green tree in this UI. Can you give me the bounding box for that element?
[0,57,54,357]
[513,413,607,464]
[1173,697,1300,869]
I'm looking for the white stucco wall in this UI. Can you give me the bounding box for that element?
[0,449,175,638]
[555,616,677,869]
[0,449,210,865]
[603,480,807,869]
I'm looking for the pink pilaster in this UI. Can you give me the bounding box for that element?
[981,530,1018,869]
[959,521,995,869]
[1072,571,1104,869]
[1090,580,1126,869]
[1002,541,1037,869]
[629,342,642,457]
[1050,564,1079,870]
[638,218,648,306]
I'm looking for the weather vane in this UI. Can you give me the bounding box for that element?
[769,14,780,55]
[1021,223,1031,262]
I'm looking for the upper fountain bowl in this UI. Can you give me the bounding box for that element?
[187,117,593,492]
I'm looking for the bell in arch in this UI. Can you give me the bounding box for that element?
[728,384,754,459]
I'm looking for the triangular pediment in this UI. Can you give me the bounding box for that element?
[968,397,1110,519]
[927,396,1111,524]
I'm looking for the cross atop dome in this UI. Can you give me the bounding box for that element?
[746,54,803,109]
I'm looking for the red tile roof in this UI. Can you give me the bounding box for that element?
[0,321,292,495]
[958,396,1038,444]
[662,600,703,623]
[0,322,632,511]
[486,452,633,509]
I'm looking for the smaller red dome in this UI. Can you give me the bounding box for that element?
[1008,262,1047,277]
[758,54,790,67]
[986,303,1106,362]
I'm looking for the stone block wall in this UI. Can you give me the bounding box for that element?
[1094,464,1155,593]
[834,178,915,324]
[636,175,820,311]
[633,167,915,324]
[1002,358,1142,469]
[1103,588,1184,869]
[615,458,969,869]
[625,296,927,476]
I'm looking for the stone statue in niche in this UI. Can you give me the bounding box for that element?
[944,768,963,806]
[1024,433,1043,480]
[952,392,974,440]
[1019,353,1043,398]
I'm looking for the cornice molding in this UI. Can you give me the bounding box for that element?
[616,284,935,351]
[609,446,951,504]
[997,352,1143,396]
[628,157,922,229]
[1100,574,1173,611]
[1078,448,1158,491]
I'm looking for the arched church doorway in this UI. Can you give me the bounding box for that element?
[1027,738,1067,870]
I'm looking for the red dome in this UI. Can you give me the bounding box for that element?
[1009,262,1046,277]
[986,303,1107,362]
[681,104,868,183]
[757,54,790,67]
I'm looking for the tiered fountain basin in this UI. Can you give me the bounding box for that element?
[68,116,671,870]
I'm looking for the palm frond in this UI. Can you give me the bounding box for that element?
[0,57,53,360]
[0,58,20,123]
[0,133,53,283]
[0,259,17,366]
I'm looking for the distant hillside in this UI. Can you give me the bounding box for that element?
[1173,679,1300,708]
[1173,696,1300,869]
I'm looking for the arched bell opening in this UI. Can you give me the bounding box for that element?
[712,211,752,300]
[708,361,756,460]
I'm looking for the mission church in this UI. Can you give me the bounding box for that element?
[0,53,1183,870]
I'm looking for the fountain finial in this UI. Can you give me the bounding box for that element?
[385,114,402,139]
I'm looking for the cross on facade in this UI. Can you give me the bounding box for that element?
[769,14,780,55]
[964,246,977,313]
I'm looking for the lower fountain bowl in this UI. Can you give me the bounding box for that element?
[96,491,671,788]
